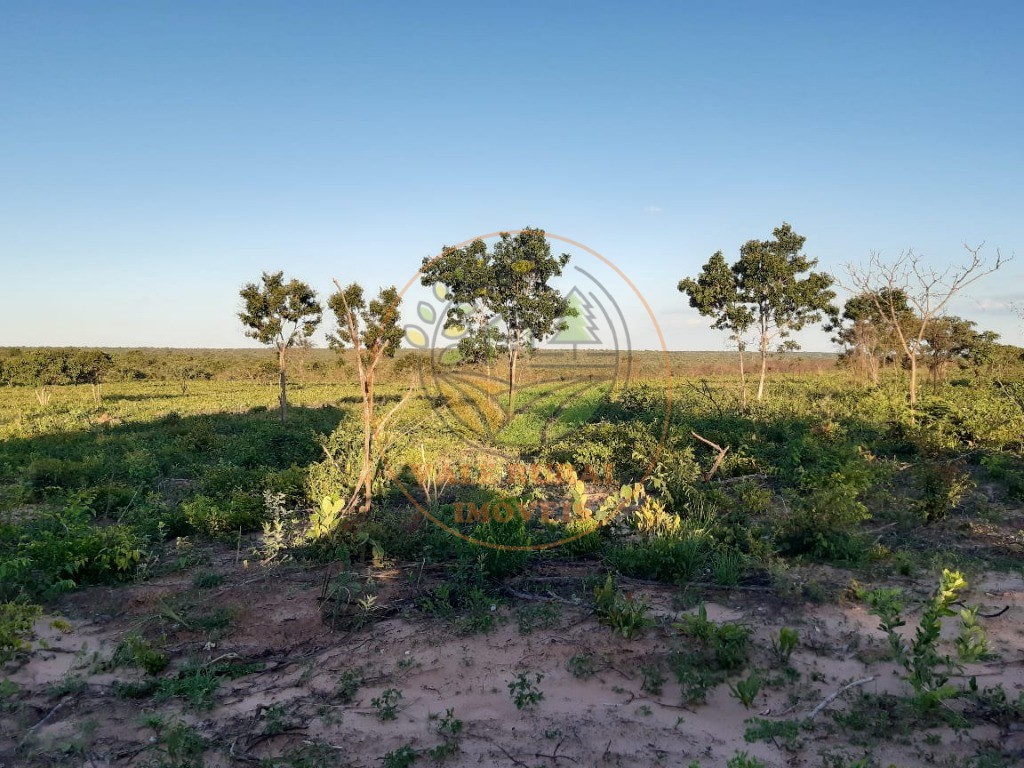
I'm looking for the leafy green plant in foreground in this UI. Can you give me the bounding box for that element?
[674,603,751,671]
[771,626,799,666]
[866,568,971,710]
[728,672,762,709]
[371,687,403,721]
[1,492,144,600]
[0,602,42,664]
[593,574,653,639]
[508,672,544,710]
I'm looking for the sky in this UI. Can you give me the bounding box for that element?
[1,0,1022,352]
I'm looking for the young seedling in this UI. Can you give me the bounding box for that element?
[728,673,762,709]
[508,672,544,710]
[371,687,403,721]
[866,569,970,711]
[427,708,463,761]
[593,574,653,640]
[382,744,418,768]
[771,627,799,666]
[336,668,362,703]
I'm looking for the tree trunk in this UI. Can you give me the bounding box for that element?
[278,348,288,423]
[909,356,918,411]
[737,343,748,408]
[360,376,374,513]
[507,349,518,418]
[756,324,769,402]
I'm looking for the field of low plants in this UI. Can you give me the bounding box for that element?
[2,349,1024,767]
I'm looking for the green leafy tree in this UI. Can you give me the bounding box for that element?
[829,289,916,383]
[922,315,998,383]
[328,281,404,513]
[238,271,322,422]
[420,228,574,417]
[456,321,501,375]
[680,223,837,402]
[73,349,114,403]
[678,250,755,406]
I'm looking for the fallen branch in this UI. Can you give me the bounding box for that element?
[950,603,1009,619]
[497,743,531,768]
[503,586,582,607]
[982,604,1011,620]
[691,431,730,482]
[27,696,71,733]
[805,676,876,720]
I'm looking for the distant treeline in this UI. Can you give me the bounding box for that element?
[2,345,1018,389]
[0,347,348,387]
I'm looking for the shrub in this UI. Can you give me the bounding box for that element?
[541,420,662,481]
[776,467,873,561]
[474,505,531,581]
[674,603,751,671]
[593,574,653,639]
[25,457,86,496]
[607,535,710,583]
[0,602,42,664]
[1,493,144,599]
[912,460,972,522]
[981,452,1024,501]
[181,493,263,538]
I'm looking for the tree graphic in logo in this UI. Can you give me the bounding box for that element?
[550,287,601,358]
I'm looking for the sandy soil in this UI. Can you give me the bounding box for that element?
[2,550,1023,768]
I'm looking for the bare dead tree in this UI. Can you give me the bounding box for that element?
[843,244,1010,413]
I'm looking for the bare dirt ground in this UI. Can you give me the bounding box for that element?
[2,547,1023,768]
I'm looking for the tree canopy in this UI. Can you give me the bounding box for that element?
[420,228,574,416]
[238,271,322,421]
[327,281,404,513]
[680,223,837,402]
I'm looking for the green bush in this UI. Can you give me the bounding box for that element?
[25,457,87,495]
[0,602,42,663]
[981,453,1024,501]
[607,535,710,583]
[475,506,531,580]
[912,460,972,522]
[1,493,144,599]
[181,493,263,537]
[541,420,662,481]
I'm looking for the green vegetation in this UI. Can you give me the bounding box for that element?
[371,687,403,721]
[770,627,799,666]
[507,671,544,710]
[1,335,1022,767]
[864,569,979,711]
[238,271,322,422]
[420,227,575,417]
[0,602,41,663]
[592,573,653,639]
[728,672,763,709]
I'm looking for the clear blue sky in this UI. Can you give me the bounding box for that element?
[2,0,1022,351]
